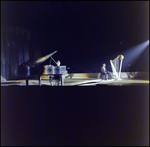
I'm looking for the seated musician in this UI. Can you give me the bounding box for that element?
[49,60,61,86]
[100,63,112,80]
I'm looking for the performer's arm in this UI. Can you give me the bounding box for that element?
[101,67,105,73]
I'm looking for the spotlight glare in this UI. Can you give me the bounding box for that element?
[121,40,149,71]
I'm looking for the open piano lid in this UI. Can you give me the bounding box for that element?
[20,50,57,67]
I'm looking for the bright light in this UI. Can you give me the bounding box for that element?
[122,40,149,70]
[108,40,149,72]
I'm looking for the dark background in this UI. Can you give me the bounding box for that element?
[1,1,149,74]
[1,1,149,146]
[1,85,149,146]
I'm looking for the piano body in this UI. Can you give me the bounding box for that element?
[18,51,68,86]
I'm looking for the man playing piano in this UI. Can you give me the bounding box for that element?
[49,60,61,86]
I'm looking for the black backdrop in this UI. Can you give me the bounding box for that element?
[1,1,149,79]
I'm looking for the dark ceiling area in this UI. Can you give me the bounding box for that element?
[1,1,149,72]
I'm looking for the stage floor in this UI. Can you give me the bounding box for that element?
[1,78,149,86]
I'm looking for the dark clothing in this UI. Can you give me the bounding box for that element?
[49,75,61,83]
[101,66,108,74]
[100,66,111,80]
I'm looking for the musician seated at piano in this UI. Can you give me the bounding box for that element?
[49,60,61,86]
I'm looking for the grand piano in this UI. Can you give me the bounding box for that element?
[18,51,68,86]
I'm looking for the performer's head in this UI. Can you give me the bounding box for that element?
[103,63,106,67]
[56,60,61,66]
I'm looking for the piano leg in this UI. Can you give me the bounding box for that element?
[60,75,62,86]
[38,75,41,86]
[49,76,53,86]
[26,76,28,86]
